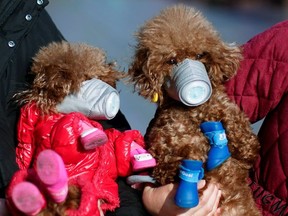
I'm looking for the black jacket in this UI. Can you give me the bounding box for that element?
[0,0,64,194]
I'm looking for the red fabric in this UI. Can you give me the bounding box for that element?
[114,129,145,177]
[14,103,145,215]
[225,20,288,215]
[5,170,35,216]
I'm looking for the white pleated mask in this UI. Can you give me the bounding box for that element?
[165,59,212,106]
[57,78,120,120]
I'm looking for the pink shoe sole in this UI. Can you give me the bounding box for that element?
[12,182,45,216]
[36,149,68,203]
[80,128,108,150]
[132,153,157,172]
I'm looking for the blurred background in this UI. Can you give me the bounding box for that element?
[46,0,288,135]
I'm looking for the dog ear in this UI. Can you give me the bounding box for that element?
[128,48,164,104]
[30,62,77,113]
[208,42,242,84]
[98,62,126,88]
[17,42,81,113]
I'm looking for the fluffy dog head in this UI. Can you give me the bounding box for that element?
[129,5,242,105]
[18,41,124,113]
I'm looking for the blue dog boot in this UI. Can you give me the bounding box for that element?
[174,160,204,208]
[200,121,231,171]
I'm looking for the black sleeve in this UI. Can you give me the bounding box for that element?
[99,110,131,132]
[0,0,65,197]
[0,106,18,198]
[106,178,150,216]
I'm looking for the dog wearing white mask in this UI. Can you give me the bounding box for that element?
[128,5,261,216]
[8,41,154,216]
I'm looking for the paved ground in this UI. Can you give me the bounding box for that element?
[46,0,288,134]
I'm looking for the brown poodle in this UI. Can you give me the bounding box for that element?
[6,41,134,216]
[128,5,261,216]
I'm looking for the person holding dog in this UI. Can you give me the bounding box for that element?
[0,1,222,215]
[142,19,288,216]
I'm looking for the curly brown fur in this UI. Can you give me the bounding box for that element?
[128,5,260,216]
[38,185,80,216]
[16,41,125,114]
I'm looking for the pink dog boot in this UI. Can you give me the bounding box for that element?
[79,120,108,150]
[130,141,156,172]
[36,149,68,203]
[11,181,46,216]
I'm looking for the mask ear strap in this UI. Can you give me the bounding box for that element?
[151,92,158,103]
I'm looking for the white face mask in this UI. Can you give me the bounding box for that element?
[165,59,212,106]
[56,78,120,120]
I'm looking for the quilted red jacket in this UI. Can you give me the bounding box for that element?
[12,103,145,216]
[225,20,288,216]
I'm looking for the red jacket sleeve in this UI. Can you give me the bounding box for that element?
[225,21,288,215]
[106,129,145,177]
[225,20,288,123]
[16,104,39,169]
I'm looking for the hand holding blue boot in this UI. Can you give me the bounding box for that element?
[200,121,231,171]
[174,159,204,208]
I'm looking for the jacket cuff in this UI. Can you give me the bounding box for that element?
[248,178,288,215]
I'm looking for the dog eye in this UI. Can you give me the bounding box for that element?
[196,52,207,60]
[167,58,178,65]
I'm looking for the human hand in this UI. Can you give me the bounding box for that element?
[142,180,221,216]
